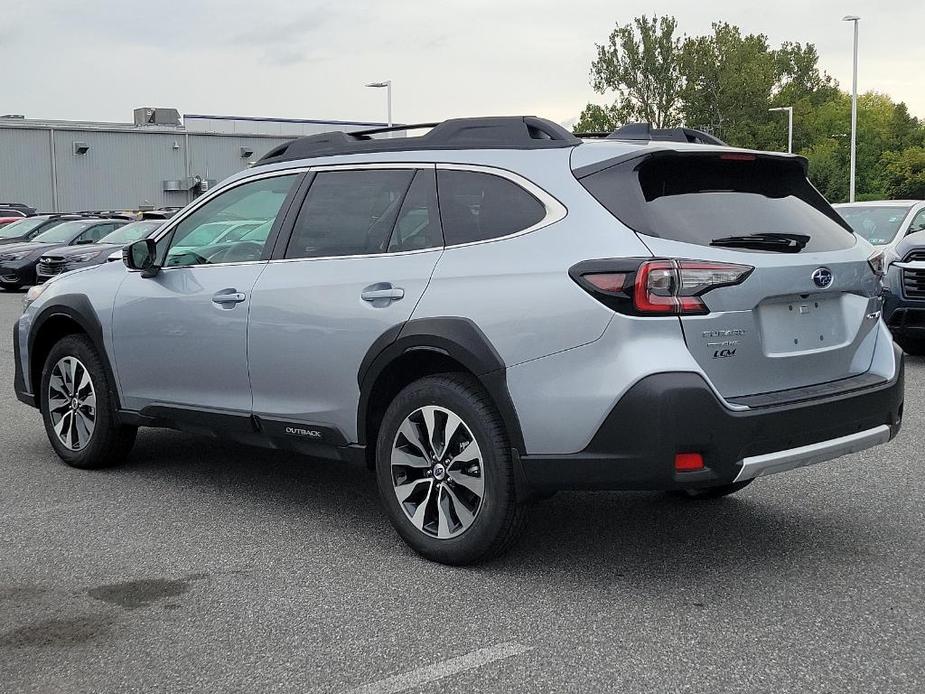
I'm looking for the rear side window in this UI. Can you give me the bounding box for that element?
[286,169,415,259]
[437,170,545,245]
[579,154,856,253]
[388,169,443,252]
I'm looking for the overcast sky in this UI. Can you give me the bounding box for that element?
[2,0,923,127]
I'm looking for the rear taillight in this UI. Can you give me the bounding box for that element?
[868,249,885,278]
[570,258,753,316]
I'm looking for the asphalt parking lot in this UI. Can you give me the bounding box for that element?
[0,290,923,693]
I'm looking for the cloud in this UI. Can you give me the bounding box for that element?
[1,0,922,123]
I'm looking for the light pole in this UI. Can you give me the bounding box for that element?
[769,106,793,153]
[843,15,860,202]
[365,80,392,128]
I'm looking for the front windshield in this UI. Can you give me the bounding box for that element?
[0,217,48,239]
[837,205,914,245]
[31,221,93,243]
[99,221,161,245]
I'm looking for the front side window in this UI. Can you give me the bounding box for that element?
[285,169,416,259]
[164,174,297,266]
[75,223,118,244]
[908,209,925,235]
[437,170,546,246]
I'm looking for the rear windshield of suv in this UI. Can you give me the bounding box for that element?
[577,153,856,253]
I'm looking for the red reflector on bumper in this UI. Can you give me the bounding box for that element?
[675,453,704,471]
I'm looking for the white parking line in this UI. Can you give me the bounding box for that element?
[346,642,533,694]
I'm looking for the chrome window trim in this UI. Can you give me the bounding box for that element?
[434,163,567,250]
[272,162,567,262]
[309,162,436,172]
[151,260,269,273]
[266,246,443,266]
[148,161,568,267]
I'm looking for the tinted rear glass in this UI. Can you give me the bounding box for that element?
[286,169,416,259]
[579,154,856,253]
[437,170,545,245]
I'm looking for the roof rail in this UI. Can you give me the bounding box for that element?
[257,116,581,165]
[607,122,727,146]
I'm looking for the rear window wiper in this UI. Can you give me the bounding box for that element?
[709,233,810,253]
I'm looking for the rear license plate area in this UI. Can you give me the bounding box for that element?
[757,295,846,355]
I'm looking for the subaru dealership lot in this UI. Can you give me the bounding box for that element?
[0,290,923,692]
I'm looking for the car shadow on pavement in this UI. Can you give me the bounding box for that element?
[113,428,867,588]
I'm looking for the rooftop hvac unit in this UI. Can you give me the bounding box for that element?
[134,107,181,127]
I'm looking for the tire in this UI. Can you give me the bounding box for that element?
[896,337,925,356]
[669,479,754,500]
[39,334,137,469]
[1,283,22,292]
[375,373,527,565]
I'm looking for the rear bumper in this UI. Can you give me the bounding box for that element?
[518,347,904,492]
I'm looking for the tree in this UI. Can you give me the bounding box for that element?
[679,23,778,148]
[586,15,683,128]
[803,139,848,202]
[574,102,635,133]
[774,42,839,107]
[881,147,925,199]
[574,15,925,202]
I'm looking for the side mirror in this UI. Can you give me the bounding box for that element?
[123,238,159,277]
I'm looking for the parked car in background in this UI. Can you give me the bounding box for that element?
[35,220,163,283]
[0,202,36,216]
[834,201,925,249]
[880,228,925,355]
[0,217,22,227]
[835,201,925,354]
[0,218,126,289]
[141,207,183,220]
[0,214,83,246]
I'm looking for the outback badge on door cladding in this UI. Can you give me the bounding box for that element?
[812,267,834,288]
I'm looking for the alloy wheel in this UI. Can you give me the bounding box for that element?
[390,405,485,539]
[47,356,96,451]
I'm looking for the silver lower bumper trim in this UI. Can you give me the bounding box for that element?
[734,424,892,482]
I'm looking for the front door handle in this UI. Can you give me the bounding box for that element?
[361,284,405,303]
[212,290,247,305]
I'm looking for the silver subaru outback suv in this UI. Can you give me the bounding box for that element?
[13,117,904,565]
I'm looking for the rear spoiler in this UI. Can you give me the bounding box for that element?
[572,147,809,180]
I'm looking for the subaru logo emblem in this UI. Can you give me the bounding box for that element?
[812,267,833,288]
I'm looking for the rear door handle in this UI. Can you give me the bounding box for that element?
[212,290,247,305]
[361,286,405,302]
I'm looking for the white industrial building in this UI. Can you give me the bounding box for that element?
[0,108,388,212]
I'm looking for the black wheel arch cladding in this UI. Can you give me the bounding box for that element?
[357,317,526,453]
[27,294,121,410]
